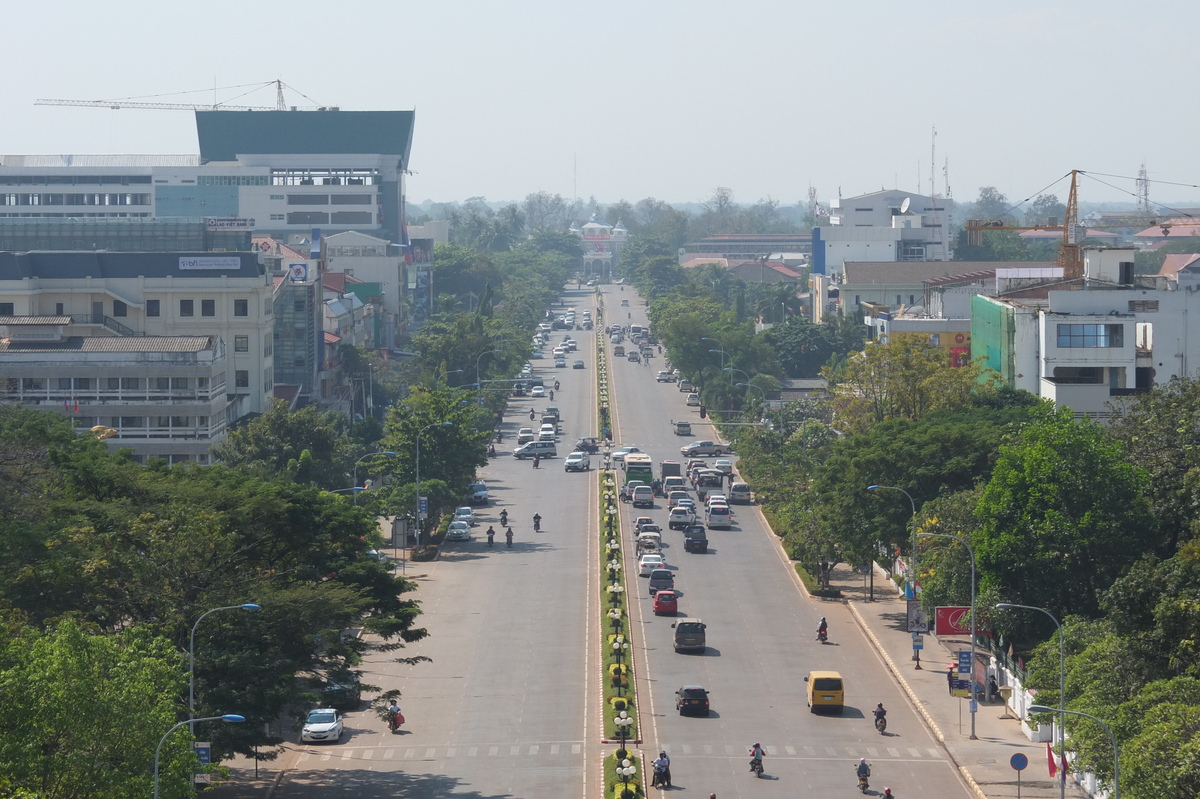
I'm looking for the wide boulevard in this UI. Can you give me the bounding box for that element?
[275,284,971,799]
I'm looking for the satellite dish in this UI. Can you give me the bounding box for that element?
[900,197,911,214]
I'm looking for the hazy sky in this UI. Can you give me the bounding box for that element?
[7,1,1200,211]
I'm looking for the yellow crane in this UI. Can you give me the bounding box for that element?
[966,169,1186,278]
[35,79,316,112]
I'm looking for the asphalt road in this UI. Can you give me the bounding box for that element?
[606,285,970,798]
[278,287,603,799]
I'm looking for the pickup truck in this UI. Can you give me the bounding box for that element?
[680,440,732,458]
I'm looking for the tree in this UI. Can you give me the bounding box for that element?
[212,401,355,490]
[762,318,838,377]
[976,409,1154,619]
[968,186,1015,224]
[1026,193,1066,226]
[521,191,575,233]
[0,619,184,799]
[823,333,1002,434]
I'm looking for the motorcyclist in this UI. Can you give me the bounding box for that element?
[549,390,555,400]
[487,443,496,457]
[857,757,871,780]
[533,513,542,532]
[652,751,671,786]
[532,455,540,469]
[499,509,508,526]
[505,527,513,547]
[530,409,536,421]
[749,742,765,771]
[486,526,495,546]
[387,699,402,731]
[554,380,560,390]
[882,789,893,799]
[817,616,828,639]
[874,703,887,731]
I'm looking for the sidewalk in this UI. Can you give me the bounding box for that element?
[198,742,300,799]
[825,562,1087,799]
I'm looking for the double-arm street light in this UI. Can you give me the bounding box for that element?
[1028,706,1119,799]
[701,336,725,375]
[414,422,454,548]
[724,366,749,387]
[155,715,244,799]
[867,484,921,667]
[919,531,978,739]
[189,604,259,731]
[997,602,1066,799]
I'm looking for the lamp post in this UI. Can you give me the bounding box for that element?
[613,710,633,750]
[919,531,978,739]
[701,336,725,377]
[612,636,628,695]
[617,758,637,798]
[414,422,453,549]
[189,605,259,731]
[608,607,622,634]
[607,583,625,606]
[868,484,920,667]
[476,345,506,404]
[998,603,1066,799]
[724,366,749,388]
[1029,706,1119,799]
[353,451,397,491]
[155,715,244,799]
[736,382,766,412]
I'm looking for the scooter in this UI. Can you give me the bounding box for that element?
[750,758,764,777]
[816,628,828,643]
[652,764,671,788]
[856,764,871,793]
[533,515,542,532]
[505,529,513,548]
[499,510,509,527]
[875,715,887,734]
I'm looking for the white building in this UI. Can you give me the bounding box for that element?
[812,189,952,278]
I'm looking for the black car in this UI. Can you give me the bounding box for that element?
[322,670,362,710]
[675,685,711,716]
[683,524,708,553]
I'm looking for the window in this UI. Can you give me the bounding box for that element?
[235,370,249,388]
[294,299,306,312]
[171,378,188,389]
[0,302,13,316]
[113,300,127,317]
[58,377,73,390]
[234,298,248,316]
[107,377,121,390]
[1129,300,1159,313]
[55,302,64,315]
[180,299,194,317]
[234,335,249,352]
[156,377,171,390]
[201,299,215,317]
[270,214,285,221]
[121,377,140,389]
[120,417,144,428]
[146,299,160,317]
[1056,324,1124,348]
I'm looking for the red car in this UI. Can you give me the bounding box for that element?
[653,590,679,616]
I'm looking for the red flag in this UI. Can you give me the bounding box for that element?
[1060,749,1069,776]
[73,398,79,414]
[1047,742,1057,778]
[63,397,70,412]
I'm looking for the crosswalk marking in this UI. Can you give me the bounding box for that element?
[528,745,538,755]
[572,744,582,754]
[908,747,921,758]
[341,749,352,761]
[405,748,416,759]
[550,745,559,755]
[888,748,899,757]
[509,745,519,756]
[704,745,713,754]
[489,746,499,756]
[928,748,941,759]
[681,744,692,754]
[786,746,796,755]
[363,749,374,760]
[424,748,436,758]
[468,747,477,757]
[384,748,395,759]
[446,747,455,758]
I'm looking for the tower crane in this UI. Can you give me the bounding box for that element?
[966,169,1189,278]
[35,79,314,112]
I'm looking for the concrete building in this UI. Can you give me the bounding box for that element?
[569,214,627,280]
[0,251,274,458]
[324,230,405,343]
[0,109,415,245]
[811,190,952,277]
[972,247,1200,420]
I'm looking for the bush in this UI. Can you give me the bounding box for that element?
[411,545,439,562]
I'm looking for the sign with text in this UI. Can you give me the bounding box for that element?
[288,263,309,283]
[205,217,255,230]
[179,256,241,271]
[907,599,929,633]
[935,606,972,636]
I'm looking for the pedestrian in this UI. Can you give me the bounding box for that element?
[946,665,955,695]
[988,675,999,703]
[533,455,540,469]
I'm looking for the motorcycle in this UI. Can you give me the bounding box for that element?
[505,529,513,548]
[388,710,404,733]
[499,510,509,526]
[652,764,671,788]
[856,764,871,793]
[487,444,497,458]
[554,380,560,391]
[750,758,764,777]
[816,628,828,643]
[875,715,887,734]
[533,515,542,532]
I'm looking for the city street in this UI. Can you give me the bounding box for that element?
[264,284,971,799]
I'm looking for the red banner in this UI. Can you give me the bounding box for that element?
[935,606,971,636]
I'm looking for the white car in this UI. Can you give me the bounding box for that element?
[553,347,567,358]
[565,340,577,351]
[705,495,727,508]
[453,506,475,526]
[638,553,665,576]
[610,446,642,463]
[686,394,701,407]
[301,708,344,743]
[531,385,546,397]
[446,521,471,541]
[555,358,568,368]
[713,459,734,474]
[656,371,676,382]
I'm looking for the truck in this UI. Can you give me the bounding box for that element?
[672,420,692,436]
[659,460,682,480]
[680,440,732,458]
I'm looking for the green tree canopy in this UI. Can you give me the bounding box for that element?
[211,401,355,490]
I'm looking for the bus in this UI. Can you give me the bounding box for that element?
[622,453,654,483]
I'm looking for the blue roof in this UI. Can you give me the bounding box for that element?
[0,251,263,280]
[195,110,415,163]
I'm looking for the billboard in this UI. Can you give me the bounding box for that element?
[205,217,256,230]
[935,606,972,636]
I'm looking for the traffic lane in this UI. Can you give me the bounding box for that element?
[606,290,967,798]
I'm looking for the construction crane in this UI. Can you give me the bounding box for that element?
[35,79,310,112]
[966,169,1187,278]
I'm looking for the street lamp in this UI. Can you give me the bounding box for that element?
[613,710,633,750]
[353,451,397,490]
[476,346,506,403]
[608,607,622,634]
[919,532,978,739]
[155,714,245,799]
[189,605,259,731]
[1029,706,1119,799]
[607,583,625,605]
[998,603,1066,799]
[617,758,637,798]
[868,485,921,668]
[736,381,766,409]
[701,336,725,376]
[724,366,749,387]
[612,636,628,695]
[414,422,453,549]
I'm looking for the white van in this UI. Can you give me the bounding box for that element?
[729,481,752,504]
[706,505,733,529]
[514,441,557,459]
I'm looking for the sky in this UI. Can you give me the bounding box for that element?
[6,0,1200,213]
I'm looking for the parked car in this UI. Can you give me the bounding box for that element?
[675,685,710,716]
[453,506,475,526]
[656,370,676,383]
[531,385,546,397]
[468,481,490,505]
[678,380,694,392]
[301,708,344,743]
[446,521,471,541]
[638,554,665,576]
[653,589,679,615]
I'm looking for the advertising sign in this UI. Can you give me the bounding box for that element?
[288,263,309,283]
[935,606,972,636]
[179,256,242,271]
[205,217,256,230]
[906,599,929,633]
